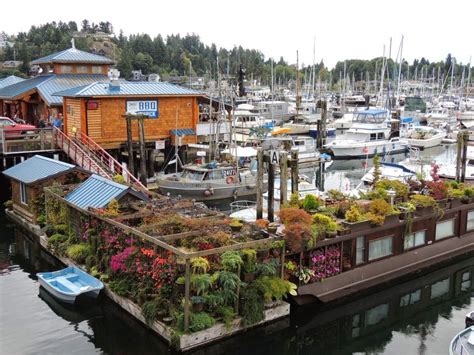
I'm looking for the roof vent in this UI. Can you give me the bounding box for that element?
[108,69,121,91]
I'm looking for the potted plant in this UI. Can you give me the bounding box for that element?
[267,222,279,234]
[410,194,437,217]
[229,219,243,232]
[342,205,371,232]
[365,198,399,227]
[191,295,206,312]
[312,213,339,238]
[176,276,186,294]
[283,223,312,254]
[294,266,315,284]
[241,249,257,282]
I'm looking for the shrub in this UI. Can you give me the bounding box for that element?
[368,198,394,216]
[410,194,437,207]
[241,249,257,273]
[216,305,236,330]
[240,285,265,326]
[55,224,68,234]
[312,213,339,232]
[113,174,126,184]
[327,189,346,201]
[220,251,243,272]
[191,257,210,274]
[153,214,191,235]
[47,233,68,254]
[229,219,243,227]
[141,298,169,325]
[192,273,213,295]
[255,219,269,229]
[448,188,464,198]
[255,260,277,277]
[36,214,46,226]
[344,205,365,223]
[465,188,474,198]
[302,194,321,211]
[278,207,312,226]
[217,271,241,290]
[109,279,132,297]
[375,178,409,198]
[334,200,351,219]
[176,312,216,333]
[283,223,312,253]
[254,276,297,301]
[66,244,91,264]
[426,180,448,200]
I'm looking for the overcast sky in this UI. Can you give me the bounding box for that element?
[3,0,473,68]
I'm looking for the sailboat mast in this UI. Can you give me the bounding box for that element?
[396,35,404,100]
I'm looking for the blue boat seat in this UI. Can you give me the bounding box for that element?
[55,276,81,293]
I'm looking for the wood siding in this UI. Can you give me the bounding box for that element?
[86,101,102,139]
[65,98,83,136]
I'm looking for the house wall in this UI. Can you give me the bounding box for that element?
[76,96,199,149]
[52,64,109,75]
[64,97,84,136]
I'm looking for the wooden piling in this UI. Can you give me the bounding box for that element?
[126,115,135,176]
[256,147,264,220]
[461,131,468,183]
[279,151,288,207]
[291,149,299,195]
[268,161,275,222]
[184,258,191,332]
[137,117,147,186]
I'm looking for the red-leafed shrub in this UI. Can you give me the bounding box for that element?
[283,223,312,253]
[278,207,312,226]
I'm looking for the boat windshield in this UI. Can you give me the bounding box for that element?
[181,169,205,181]
[203,170,224,180]
[353,112,387,123]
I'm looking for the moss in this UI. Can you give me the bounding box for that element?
[344,205,364,223]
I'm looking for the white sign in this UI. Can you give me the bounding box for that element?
[196,151,206,157]
[155,140,165,150]
[270,149,280,165]
[126,100,158,118]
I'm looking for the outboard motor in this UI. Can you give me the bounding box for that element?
[466,311,474,328]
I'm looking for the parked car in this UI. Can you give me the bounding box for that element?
[0,117,36,139]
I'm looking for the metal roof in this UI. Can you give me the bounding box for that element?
[170,128,195,136]
[357,109,388,115]
[31,48,115,65]
[2,155,75,184]
[0,75,25,90]
[0,74,108,105]
[53,81,203,97]
[65,174,129,209]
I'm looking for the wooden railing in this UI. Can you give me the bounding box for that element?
[0,128,57,155]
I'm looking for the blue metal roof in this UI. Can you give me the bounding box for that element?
[2,155,75,184]
[0,74,108,105]
[31,48,114,65]
[0,75,25,90]
[53,81,203,97]
[170,128,195,136]
[65,174,128,209]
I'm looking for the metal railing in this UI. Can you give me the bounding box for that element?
[0,128,57,155]
[74,130,146,191]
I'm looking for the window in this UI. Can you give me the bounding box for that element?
[435,219,455,240]
[467,210,474,231]
[351,314,361,338]
[365,303,389,326]
[461,271,471,291]
[20,182,27,204]
[404,230,426,250]
[370,133,377,141]
[368,236,393,261]
[92,66,103,74]
[356,236,365,265]
[60,65,72,73]
[377,132,384,140]
[76,65,88,73]
[430,278,450,299]
[400,289,421,307]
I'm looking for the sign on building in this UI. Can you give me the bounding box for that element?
[155,140,165,150]
[126,100,159,118]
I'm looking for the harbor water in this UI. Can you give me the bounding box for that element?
[1,144,472,355]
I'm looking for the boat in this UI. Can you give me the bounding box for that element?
[155,161,265,202]
[402,126,446,149]
[449,326,474,354]
[325,109,407,159]
[37,266,104,304]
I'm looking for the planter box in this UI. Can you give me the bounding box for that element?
[450,198,462,208]
[414,206,434,217]
[341,220,371,233]
[437,199,450,210]
[383,214,400,226]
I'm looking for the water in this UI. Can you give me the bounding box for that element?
[1,144,472,354]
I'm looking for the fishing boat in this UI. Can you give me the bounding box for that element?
[155,161,264,202]
[325,109,407,159]
[37,266,104,304]
[449,326,474,354]
[402,126,446,149]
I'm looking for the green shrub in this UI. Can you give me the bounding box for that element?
[141,298,169,325]
[66,244,91,264]
[240,285,265,326]
[113,174,126,184]
[47,233,68,255]
[85,255,97,271]
[464,188,474,198]
[36,214,46,226]
[54,224,68,234]
[217,271,241,290]
[241,249,257,273]
[191,257,209,274]
[375,178,409,198]
[344,205,365,223]
[254,276,297,301]
[220,251,243,272]
[312,213,339,232]
[109,279,132,297]
[302,194,321,211]
[255,261,277,277]
[216,305,236,330]
[176,312,216,333]
[410,194,437,207]
[191,273,213,295]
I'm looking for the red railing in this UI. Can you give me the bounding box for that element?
[75,130,147,191]
[53,127,111,178]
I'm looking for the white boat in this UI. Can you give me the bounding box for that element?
[283,113,320,135]
[449,326,474,355]
[232,110,265,130]
[256,134,324,164]
[325,109,407,159]
[330,113,354,130]
[402,126,446,149]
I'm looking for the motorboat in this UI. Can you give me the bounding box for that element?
[283,113,320,135]
[402,126,446,149]
[325,109,407,159]
[37,266,104,304]
[449,326,474,354]
[156,161,265,202]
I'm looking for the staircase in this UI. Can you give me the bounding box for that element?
[53,128,147,192]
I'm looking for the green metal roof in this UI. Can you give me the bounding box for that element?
[2,155,75,184]
[53,81,203,97]
[31,47,114,65]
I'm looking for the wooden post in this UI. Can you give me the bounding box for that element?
[280,244,285,279]
[267,160,275,222]
[40,129,45,150]
[235,264,241,313]
[126,115,135,176]
[321,100,327,145]
[291,149,299,195]
[456,131,464,181]
[137,117,147,186]
[279,151,288,207]
[461,131,468,183]
[147,149,155,178]
[256,147,264,220]
[184,258,191,332]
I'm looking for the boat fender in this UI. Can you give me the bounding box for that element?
[226,176,235,184]
[203,188,214,196]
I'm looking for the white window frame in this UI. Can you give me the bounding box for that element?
[356,236,365,265]
[20,182,27,205]
[467,210,474,232]
[435,219,455,240]
[404,230,426,250]
[368,235,393,261]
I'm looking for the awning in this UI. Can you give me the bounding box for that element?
[170,128,195,136]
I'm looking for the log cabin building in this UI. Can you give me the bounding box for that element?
[0,43,113,125]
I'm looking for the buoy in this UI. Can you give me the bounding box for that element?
[226,176,235,184]
[362,146,369,154]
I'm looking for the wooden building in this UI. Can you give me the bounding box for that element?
[2,155,89,223]
[0,43,113,125]
[55,81,203,149]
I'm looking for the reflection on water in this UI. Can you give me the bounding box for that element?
[1,212,472,355]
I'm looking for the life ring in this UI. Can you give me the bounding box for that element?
[226,176,235,184]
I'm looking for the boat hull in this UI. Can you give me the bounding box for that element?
[404,134,445,149]
[327,141,407,159]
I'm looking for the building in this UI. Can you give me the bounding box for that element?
[0,75,25,90]
[0,32,14,49]
[2,155,89,223]
[0,43,114,124]
[1,61,23,69]
[54,81,202,149]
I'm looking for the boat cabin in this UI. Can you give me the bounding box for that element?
[180,164,239,183]
[352,110,388,124]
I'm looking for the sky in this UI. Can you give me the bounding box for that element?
[2,0,473,69]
